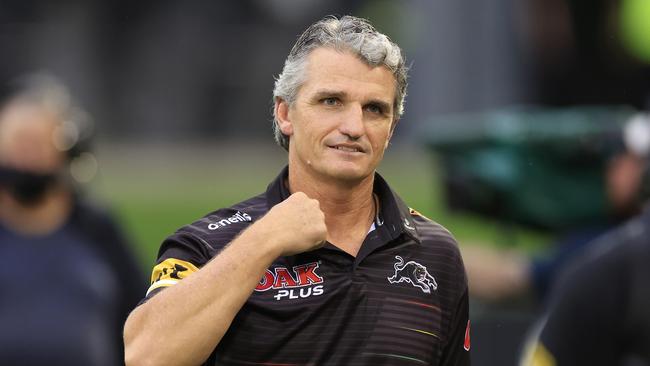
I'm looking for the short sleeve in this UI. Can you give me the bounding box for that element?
[144,230,215,299]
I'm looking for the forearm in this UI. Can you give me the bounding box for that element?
[124,224,280,366]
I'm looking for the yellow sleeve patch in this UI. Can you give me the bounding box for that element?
[146,258,200,296]
[527,342,556,366]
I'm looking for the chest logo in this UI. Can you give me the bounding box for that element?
[255,262,324,301]
[387,256,438,293]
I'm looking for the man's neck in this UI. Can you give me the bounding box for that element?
[288,164,376,257]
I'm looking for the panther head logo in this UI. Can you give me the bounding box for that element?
[387,255,438,293]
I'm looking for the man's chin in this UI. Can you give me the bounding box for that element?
[321,164,373,184]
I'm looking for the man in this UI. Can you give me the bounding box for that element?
[521,206,650,366]
[519,116,650,366]
[0,74,146,365]
[124,16,470,366]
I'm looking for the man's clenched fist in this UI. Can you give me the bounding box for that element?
[255,192,327,256]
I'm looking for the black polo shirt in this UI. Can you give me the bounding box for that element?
[144,167,470,366]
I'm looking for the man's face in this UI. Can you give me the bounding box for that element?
[0,102,65,173]
[277,47,397,183]
[0,102,66,205]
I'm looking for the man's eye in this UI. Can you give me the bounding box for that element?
[366,104,383,114]
[322,98,338,106]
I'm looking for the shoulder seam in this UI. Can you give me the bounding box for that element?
[182,230,216,251]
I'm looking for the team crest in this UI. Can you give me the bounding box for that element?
[387,255,438,293]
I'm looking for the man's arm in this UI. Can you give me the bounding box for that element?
[123,192,327,366]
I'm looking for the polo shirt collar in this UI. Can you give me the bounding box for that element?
[372,172,421,244]
[265,166,291,207]
[265,166,421,245]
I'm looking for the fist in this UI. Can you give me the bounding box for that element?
[260,192,327,256]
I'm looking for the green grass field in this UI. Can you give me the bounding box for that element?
[94,141,549,269]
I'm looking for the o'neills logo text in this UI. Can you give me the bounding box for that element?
[255,262,324,301]
[208,211,252,230]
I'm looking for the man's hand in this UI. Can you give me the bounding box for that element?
[257,192,327,256]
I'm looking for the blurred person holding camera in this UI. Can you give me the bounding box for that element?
[462,140,648,304]
[0,74,146,365]
[521,114,650,366]
[124,15,470,366]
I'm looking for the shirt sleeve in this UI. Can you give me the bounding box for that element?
[144,230,215,299]
[139,207,257,303]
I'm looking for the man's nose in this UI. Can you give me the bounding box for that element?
[338,104,364,139]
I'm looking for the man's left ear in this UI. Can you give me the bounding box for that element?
[275,97,294,136]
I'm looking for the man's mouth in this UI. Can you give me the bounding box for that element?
[334,146,359,152]
[329,144,364,153]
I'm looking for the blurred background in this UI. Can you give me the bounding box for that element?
[1,0,649,365]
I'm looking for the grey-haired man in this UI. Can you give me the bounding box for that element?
[124,16,470,366]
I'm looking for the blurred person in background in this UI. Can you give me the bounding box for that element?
[124,15,470,366]
[462,136,648,304]
[521,210,650,365]
[521,140,650,365]
[0,73,146,365]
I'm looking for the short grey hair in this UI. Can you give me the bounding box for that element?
[272,15,408,150]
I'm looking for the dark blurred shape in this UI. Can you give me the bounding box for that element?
[421,106,649,302]
[0,73,146,365]
[0,167,57,205]
[422,106,650,366]
[522,208,650,365]
[421,105,635,231]
[519,0,650,109]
